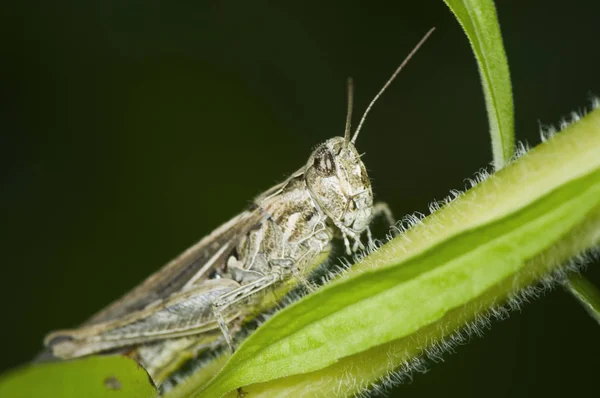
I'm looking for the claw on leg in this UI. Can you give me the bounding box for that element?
[366,227,377,250]
[351,236,365,252]
[342,233,352,255]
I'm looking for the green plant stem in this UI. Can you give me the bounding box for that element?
[192,107,600,398]
[445,0,600,329]
[563,273,600,324]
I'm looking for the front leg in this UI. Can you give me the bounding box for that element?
[331,219,365,255]
[372,202,396,227]
[367,202,397,248]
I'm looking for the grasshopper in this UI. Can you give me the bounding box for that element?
[44,28,434,386]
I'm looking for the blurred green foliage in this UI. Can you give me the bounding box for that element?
[0,356,155,398]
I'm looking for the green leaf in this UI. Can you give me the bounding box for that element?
[0,356,156,398]
[564,273,600,325]
[191,106,600,397]
[442,0,514,169]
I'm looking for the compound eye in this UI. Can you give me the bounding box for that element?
[313,149,336,176]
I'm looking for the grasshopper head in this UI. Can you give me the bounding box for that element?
[305,136,373,234]
[303,28,435,243]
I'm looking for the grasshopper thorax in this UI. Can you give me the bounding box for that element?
[305,136,373,235]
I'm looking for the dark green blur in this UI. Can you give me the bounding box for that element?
[1,1,599,397]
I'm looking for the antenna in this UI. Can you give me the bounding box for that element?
[344,77,354,145]
[351,27,435,144]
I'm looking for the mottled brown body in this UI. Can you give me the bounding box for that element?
[45,137,376,385]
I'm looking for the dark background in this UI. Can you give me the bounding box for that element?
[1,0,599,397]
